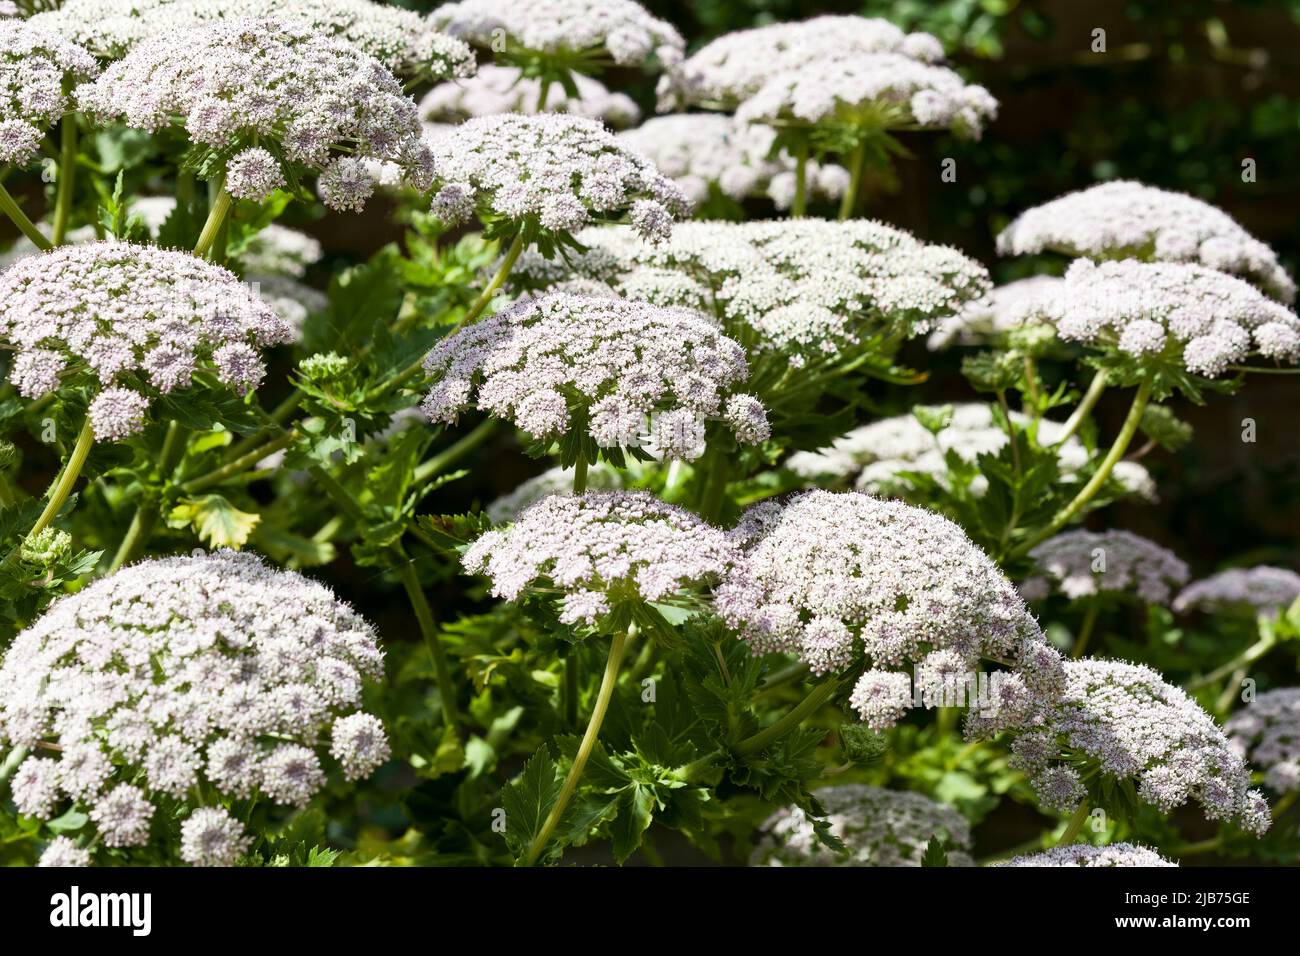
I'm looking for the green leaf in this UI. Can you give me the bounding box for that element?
[168,494,261,549]
[921,836,951,867]
[501,747,564,861]
[610,785,655,864]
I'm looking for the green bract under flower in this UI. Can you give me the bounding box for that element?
[0,240,290,440]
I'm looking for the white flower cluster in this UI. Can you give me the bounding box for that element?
[616,114,848,211]
[1020,529,1190,606]
[76,18,430,209]
[432,0,684,69]
[463,490,734,626]
[486,462,625,525]
[1173,565,1300,616]
[784,403,1156,501]
[421,292,767,461]
[425,114,688,240]
[237,224,324,279]
[0,20,97,167]
[0,240,290,440]
[997,843,1177,867]
[716,490,1064,729]
[30,0,476,78]
[1226,688,1300,794]
[659,15,944,111]
[926,276,1063,350]
[1023,258,1300,377]
[983,659,1271,834]
[512,220,990,366]
[0,2,16,17]
[421,64,640,128]
[735,53,997,139]
[0,551,388,861]
[750,784,974,867]
[997,181,1296,303]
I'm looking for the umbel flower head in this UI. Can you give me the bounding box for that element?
[976,658,1271,835]
[1020,529,1190,606]
[75,18,430,210]
[716,490,1064,729]
[432,0,684,71]
[420,64,640,128]
[0,240,290,440]
[658,15,944,111]
[750,784,974,867]
[926,276,1063,350]
[421,291,768,462]
[463,490,735,626]
[1172,565,1300,616]
[424,113,688,242]
[511,220,990,368]
[616,114,848,211]
[29,0,476,79]
[997,181,1296,303]
[0,20,98,167]
[996,843,1177,867]
[0,551,388,862]
[735,54,997,140]
[486,461,627,525]
[1225,688,1300,794]
[1023,258,1300,378]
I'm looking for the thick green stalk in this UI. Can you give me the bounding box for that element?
[396,559,460,733]
[193,182,233,260]
[1015,378,1152,557]
[734,678,840,755]
[1072,602,1100,658]
[525,624,632,866]
[837,140,867,220]
[1054,799,1091,847]
[412,418,498,488]
[51,114,77,247]
[180,428,296,494]
[0,179,52,251]
[792,140,809,217]
[571,456,589,495]
[1054,369,1109,445]
[28,417,95,540]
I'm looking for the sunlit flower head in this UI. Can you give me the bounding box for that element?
[1173,565,1300,616]
[997,843,1177,867]
[1226,688,1300,795]
[421,64,640,128]
[0,20,97,168]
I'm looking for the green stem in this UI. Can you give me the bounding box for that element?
[1072,602,1100,658]
[1174,836,1222,857]
[792,139,809,217]
[1190,630,1277,690]
[1015,377,1152,557]
[396,558,460,733]
[0,179,52,251]
[734,679,840,755]
[525,625,632,866]
[193,182,232,259]
[107,421,188,573]
[837,140,867,221]
[1054,369,1108,445]
[51,114,77,247]
[28,417,95,540]
[571,456,588,495]
[698,448,730,523]
[1054,799,1091,847]
[412,418,497,488]
[536,78,553,112]
[1272,789,1298,820]
[180,428,296,494]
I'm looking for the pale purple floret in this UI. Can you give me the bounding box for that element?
[1225,688,1300,794]
[1022,529,1190,606]
[180,806,250,867]
[997,843,1177,867]
[1173,565,1300,615]
[0,21,97,167]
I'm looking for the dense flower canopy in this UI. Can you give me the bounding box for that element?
[425,113,688,241]
[0,20,98,167]
[997,180,1296,302]
[463,490,734,625]
[1226,688,1300,794]
[1023,258,1300,377]
[716,490,1063,728]
[0,551,388,860]
[421,291,767,461]
[76,18,430,210]
[734,54,997,139]
[1173,565,1300,615]
[0,240,290,439]
[511,220,990,366]
[981,659,1271,833]
[486,462,626,525]
[750,785,974,867]
[617,114,848,210]
[420,64,640,128]
[30,0,476,78]
[926,276,1063,350]
[997,843,1177,867]
[1020,529,1190,605]
[432,0,684,69]
[658,15,944,111]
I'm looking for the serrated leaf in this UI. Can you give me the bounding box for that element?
[501,747,564,860]
[168,494,261,549]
